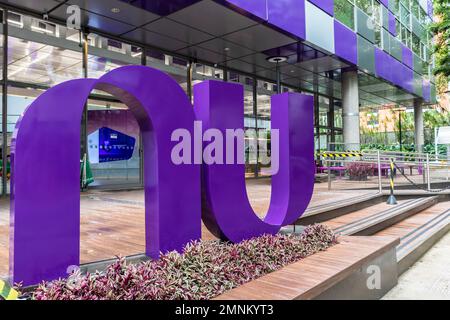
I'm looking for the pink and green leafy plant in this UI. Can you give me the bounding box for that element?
[30,224,337,300]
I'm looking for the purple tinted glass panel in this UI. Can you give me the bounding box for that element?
[267,0,306,39]
[402,65,414,93]
[388,12,397,36]
[10,66,201,285]
[334,20,357,65]
[375,48,392,82]
[224,0,268,20]
[427,0,433,18]
[402,45,413,69]
[379,0,388,7]
[308,0,334,16]
[263,43,326,63]
[194,80,315,242]
[122,0,201,16]
[375,48,414,93]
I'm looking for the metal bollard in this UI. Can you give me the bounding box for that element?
[377,150,382,193]
[387,158,397,205]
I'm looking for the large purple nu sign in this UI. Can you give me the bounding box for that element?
[10,66,314,286]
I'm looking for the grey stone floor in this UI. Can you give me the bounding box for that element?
[383,231,450,300]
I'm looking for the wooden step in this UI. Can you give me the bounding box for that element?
[332,197,439,236]
[298,192,383,225]
[395,208,450,274]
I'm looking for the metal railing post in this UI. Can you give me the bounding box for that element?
[377,150,382,193]
[426,153,431,191]
[327,159,332,191]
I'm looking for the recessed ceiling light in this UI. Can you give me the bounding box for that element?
[224,47,230,51]
[111,8,121,13]
[266,56,288,63]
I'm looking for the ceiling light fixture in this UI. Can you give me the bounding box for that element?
[31,25,54,34]
[111,8,121,13]
[266,56,288,63]
[7,19,24,28]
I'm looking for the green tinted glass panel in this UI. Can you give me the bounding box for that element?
[335,0,355,30]
[355,0,372,15]
[356,8,375,43]
[412,33,420,56]
[390,36,402,61]
[357,35,375,74]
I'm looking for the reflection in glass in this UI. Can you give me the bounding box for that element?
[8,37,83,87]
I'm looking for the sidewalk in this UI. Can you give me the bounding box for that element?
[383,231,450,300]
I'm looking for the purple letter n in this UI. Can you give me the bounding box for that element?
[10,66,201,286]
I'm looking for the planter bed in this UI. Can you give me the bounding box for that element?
[216,236,400,300]
[23,224,338,300]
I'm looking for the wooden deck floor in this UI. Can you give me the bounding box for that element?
[0,180,372,279]
[321,200,408,230]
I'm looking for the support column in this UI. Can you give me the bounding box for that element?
[80,31,88,158]
[187,60,193,102]
[342,70,360,150]
[414,99,424,153]
[2,10,9,196]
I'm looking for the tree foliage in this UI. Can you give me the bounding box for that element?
[430,0,450,93]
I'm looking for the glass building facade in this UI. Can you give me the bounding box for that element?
[0,0,437,194]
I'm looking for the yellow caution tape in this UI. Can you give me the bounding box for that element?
[0,280,19,300]
[319,151,363,159]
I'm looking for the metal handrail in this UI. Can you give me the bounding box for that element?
[318,149,450,192]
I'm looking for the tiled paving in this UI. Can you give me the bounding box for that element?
[383,231,450,300]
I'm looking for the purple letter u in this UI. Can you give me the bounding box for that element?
[194,81,315,242]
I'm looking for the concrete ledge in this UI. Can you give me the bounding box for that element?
[215,236,400,300]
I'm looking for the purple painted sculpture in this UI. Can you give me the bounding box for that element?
[194,80,314,242]
[10,66,315,286]
[10,66,201,285]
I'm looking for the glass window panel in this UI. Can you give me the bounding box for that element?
[400,4,409,25]
[4,87,42,194]
[318,96,330,127]
[412,33,420,55]
[87,99,141,187]
[334,105,343,128]
[395,19,401,39]
[401,25,408,45]
[355,0,372,16]
[391,0,400,16]
[335,0,355,30]
[411,0,420,19]
[373,1,381,25]
[8,36,83,87]
[0,34,3,80]
[256,81,275,177]
[374,23,382,47]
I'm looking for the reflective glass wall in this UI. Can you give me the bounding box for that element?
[0,7,353,195]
